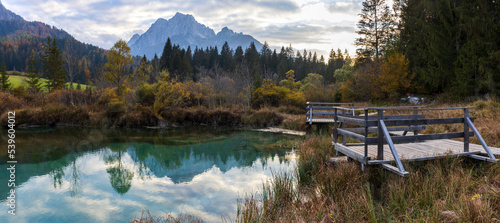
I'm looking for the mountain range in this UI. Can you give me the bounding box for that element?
[128,12,263,59]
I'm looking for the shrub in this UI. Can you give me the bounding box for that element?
[0,92,24,114]
[11,85,26,97]
[107,99,127,118]
[135,83,156,106]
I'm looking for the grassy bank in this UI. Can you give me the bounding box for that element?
[0,90,289,128]
[237,98,500,222]
[237,134,500,222]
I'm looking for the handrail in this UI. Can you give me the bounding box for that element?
[331,105,497,176]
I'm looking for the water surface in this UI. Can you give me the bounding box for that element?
[0,127,297,222]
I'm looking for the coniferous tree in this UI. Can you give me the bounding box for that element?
[0,64,10,91]
[26,53,43,93]
[355,0,393,61]
[160,38,173,72]
[42,37,66,92]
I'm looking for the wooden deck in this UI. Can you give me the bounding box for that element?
[306,103,499,176]
[336,139,500,163]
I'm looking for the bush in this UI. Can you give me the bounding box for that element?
[106,99,127,118]
[11,85,26,97]
[135,83,156,106]
[243,108,284,127]
[0,92,24,114]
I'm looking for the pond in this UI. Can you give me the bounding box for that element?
[0,127,298,222]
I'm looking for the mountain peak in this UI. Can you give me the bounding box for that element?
[0,0,24,21]
[172,12,195,21]
[128,13,263,58]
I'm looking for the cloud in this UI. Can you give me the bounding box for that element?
[2,0,360,55]
[326,1,363,14]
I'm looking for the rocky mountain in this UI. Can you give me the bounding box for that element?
[128,12,263,58]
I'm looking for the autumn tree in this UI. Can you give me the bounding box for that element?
[0,64,10,91]
[153,70,192,119]
[378,53,412,99]
[42,37,66,92]
[104,40,133,96]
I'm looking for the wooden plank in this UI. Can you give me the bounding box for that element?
[364,106,475,111]
[380,120,407,173]
[337,129,366,142]
[469,154,498,162]
[346,115,426,120]
[382,164,410,177]
[306,111,336,116]
[334,143,369,164]
[389,132,474,143]
[383,118,474,126]
[345,126,426,133]
[338,116,374,126]
[467,117,496,160]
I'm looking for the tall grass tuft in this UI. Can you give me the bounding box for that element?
[130,209,203,223]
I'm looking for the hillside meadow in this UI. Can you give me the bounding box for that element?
[6,72,91,92]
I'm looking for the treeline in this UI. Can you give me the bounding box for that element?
[342,0,500,101]
[138,38,350,87]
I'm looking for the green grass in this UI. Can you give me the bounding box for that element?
[6,74,91,91]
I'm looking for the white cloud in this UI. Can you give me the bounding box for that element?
[2,0,362,56]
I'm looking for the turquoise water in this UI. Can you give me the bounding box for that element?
[0,127,298,222]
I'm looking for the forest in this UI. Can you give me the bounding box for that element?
[1,0,500,127]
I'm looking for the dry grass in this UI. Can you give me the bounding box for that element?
[130,209,203,223]
[238,133,500,222]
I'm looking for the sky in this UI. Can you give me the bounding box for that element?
[2,0,364,58]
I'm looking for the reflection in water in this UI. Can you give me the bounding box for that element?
[0,127,298,222]
[105,150,134,195]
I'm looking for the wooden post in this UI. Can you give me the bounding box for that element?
[377,109,384,160]
[464,108,469,152]
[413,107,419,136]
[334,108,338,144]
[308,102,313,124]
[364,109,368,160]
[342,109,346,145]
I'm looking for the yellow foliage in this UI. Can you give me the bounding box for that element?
[153,78,193,119]
[378,53,413,99]
[280,70,302,91]
[252,79,305,108]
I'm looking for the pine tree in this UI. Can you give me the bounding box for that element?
[42,37,66,92]
[160,38,173,71]
[355,0,393,61]
[0,64,11,91]
[26,53,43,93]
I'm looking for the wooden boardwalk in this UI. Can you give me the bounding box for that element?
[306,102,499,176]
[337,139,500,163]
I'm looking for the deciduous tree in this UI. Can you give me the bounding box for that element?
[104,40,133,96]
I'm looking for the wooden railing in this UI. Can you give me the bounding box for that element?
[306,102,355,124]
[332,106,497,176]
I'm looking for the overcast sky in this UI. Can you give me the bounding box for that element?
[3,0,364,58]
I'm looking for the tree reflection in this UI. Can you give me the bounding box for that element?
[105,148,135,195]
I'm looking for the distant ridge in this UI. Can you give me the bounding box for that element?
[0,0,23,21]
[128,12,263,58]
[0,1,107,84]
